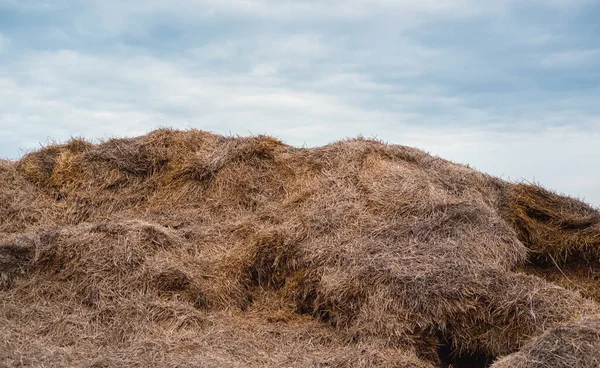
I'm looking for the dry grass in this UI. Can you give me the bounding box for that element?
[1,128,599,367]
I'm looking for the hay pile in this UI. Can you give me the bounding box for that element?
[1,129,599,367]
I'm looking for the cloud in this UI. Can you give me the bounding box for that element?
[75,0,593,23]
[77,0,499,22]
[541,49,600,69]
[4,0,587,43]
[0,33,7,54]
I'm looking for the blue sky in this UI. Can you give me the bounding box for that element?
[1,0,599,206]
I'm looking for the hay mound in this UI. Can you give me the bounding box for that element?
[1,129,599,367]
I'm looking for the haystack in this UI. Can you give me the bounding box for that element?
[1,129,599,367]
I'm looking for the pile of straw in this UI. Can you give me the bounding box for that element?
[1,129,599,367]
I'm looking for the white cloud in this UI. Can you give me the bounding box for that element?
[0,34,8,54]
[118,0,587,20]
[2,0,592,29]
[83,0,496,21]
[190,34,329,68]
[0,0,519,39]
[541,49,600,69]
[190,41,240,61]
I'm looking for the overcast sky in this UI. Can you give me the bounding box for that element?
[1,0,599,206]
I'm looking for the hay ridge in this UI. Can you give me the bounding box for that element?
[1,128,599,367]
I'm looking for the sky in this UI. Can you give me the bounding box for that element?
[0,0,599,206]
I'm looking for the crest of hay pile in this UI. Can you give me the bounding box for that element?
[1,129,599,367]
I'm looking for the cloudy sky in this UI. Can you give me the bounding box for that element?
[1,0,599,206]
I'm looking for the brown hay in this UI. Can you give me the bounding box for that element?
[1,129,599,367]
[492,318,600,368]
[508,183,600,261]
